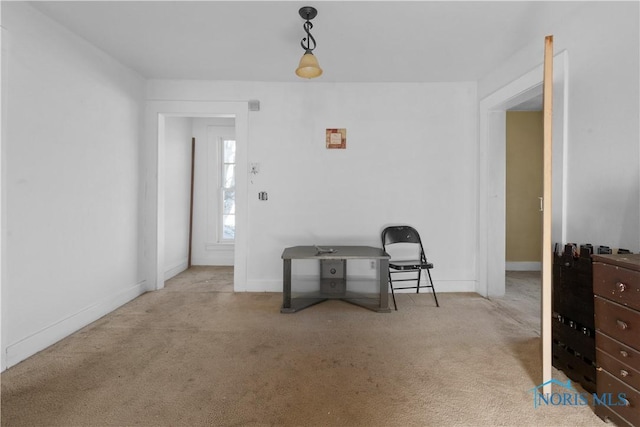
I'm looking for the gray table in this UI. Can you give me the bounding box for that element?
[281,246,391,313]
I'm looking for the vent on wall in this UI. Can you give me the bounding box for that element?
[248,100,260,111]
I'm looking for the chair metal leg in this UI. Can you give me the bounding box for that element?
[416,269,421,293]
[388,272,397,311]
[390,284,397,311]
[426,268,439,307]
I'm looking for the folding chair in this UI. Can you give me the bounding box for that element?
[381,225,439,310]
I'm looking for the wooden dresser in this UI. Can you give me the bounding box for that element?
[593,254,640,426]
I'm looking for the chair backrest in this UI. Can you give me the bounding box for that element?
[381,225,427,262]
[382,225,422,245]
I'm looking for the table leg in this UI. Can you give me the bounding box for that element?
[379,258,389,310]
[282,259,292,310]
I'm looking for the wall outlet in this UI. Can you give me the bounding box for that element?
[370,261,376,269]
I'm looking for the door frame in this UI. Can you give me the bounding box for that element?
[145,101,249,291]
[478,47,567,392]
[477,49,568,298]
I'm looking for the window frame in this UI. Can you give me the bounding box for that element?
[218,137,236,243]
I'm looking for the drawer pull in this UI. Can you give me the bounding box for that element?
[621,369,629,377]
[620,350,629,358]
[617,282,627,292]
[616,320,629,330]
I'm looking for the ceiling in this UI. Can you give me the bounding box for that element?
[29,1,586,83]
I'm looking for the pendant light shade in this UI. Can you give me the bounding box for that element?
[295,7,322,79]
[296,52,323,79]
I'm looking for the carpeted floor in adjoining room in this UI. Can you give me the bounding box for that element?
[1,267,604,426]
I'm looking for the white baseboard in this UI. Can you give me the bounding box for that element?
[164,260,188,280]
[192,244,234,266]
[244,279,282,292]
[506,262,542,271]
[397,280,476,293]
[4,280,147,370]
[242,278,476,293]
[191,257,234,266]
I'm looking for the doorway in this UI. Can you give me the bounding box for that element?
[145,100,249,292]
[505,109,543,272]
[503,107,544,333]
[163,117,237,280]
[191,118,236,266]
[477,49,568,298]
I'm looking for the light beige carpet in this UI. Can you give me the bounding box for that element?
[1,267,604,426]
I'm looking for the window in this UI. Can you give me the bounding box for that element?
[220,139,236,241]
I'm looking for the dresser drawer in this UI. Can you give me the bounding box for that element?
[594,402,634,426]
[593,262,640,311]
[597,348,640,391]
[597,369,640,426]
[597,331,640,372]
[595,296,640,349]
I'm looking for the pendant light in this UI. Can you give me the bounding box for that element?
[295,6,323,79]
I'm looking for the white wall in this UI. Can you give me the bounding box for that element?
[1,3,146,369]
[163,117,192,279]
[147,80,478,292]
[0,12,7,373]
[479,1,640,252]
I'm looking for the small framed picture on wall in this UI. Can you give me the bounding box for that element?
[326,128,346,149]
